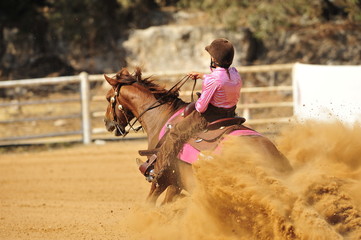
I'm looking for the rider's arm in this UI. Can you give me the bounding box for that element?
[195,75,219,113]
[188,72,204,80]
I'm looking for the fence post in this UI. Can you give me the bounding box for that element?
[80,72,91,144]
[243,107,250,120]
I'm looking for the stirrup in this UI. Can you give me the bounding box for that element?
[138,154,157,182]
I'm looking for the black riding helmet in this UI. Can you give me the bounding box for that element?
[205,38,234,68]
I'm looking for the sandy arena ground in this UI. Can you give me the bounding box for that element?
[1,121,361,240]
[0,140,149,240]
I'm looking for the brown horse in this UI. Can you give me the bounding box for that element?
[103,67,292,205]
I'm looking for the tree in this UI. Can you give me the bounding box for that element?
[0,0,50,61]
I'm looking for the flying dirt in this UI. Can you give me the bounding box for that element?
[123,120,361,240]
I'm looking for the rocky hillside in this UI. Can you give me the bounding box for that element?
[123,25,257,72]
[123,20,361,74]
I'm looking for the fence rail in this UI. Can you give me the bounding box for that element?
[0,97,80,107]
[0,64,295,145]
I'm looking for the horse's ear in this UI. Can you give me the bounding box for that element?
[134,67,142,82]
[104,74,118,87]
[121,68,130,76]
[116,68,130,80]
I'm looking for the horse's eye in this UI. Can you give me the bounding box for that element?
[106,92,112,102]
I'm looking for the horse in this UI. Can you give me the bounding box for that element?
[103,67,292,205]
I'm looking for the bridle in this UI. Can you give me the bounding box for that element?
[109,84,138,137]
[109,74,196,137]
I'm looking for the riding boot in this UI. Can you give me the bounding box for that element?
[137,154,158,182]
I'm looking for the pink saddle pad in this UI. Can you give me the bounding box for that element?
[159,109,261,164]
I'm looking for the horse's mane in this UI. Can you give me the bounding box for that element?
[114,67,186,110]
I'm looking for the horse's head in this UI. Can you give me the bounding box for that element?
[104,68,136,136]
[104,67,186,137]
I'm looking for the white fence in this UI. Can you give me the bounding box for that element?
[0,63,294,145]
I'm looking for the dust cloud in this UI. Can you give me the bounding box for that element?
[122,120,361,240]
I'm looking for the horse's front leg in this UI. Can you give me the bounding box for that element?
[146,182,167,205]
[161,185,181,205]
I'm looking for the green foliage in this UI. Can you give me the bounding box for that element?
[47,0,122,50]
[344,0,361,21]
[0,0,49,30]
[0,0,159,55]
[177,0,361,38]
[0,0,50,52]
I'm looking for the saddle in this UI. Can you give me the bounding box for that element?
[188,117,246,151]
[138,115,246,178]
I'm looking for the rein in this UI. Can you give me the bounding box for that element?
[112,74,195,136]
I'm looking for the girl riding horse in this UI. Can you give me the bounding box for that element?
[149,38,243,182]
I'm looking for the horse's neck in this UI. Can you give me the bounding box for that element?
[140,104,181,149]
[128,84,185,149]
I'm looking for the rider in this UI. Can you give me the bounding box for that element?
[151,38,243,180]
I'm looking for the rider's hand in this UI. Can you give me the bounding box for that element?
[188,72,204,80]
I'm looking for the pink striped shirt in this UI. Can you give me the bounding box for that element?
[195,67,242,113]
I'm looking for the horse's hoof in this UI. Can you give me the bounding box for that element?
[136,158,144,166]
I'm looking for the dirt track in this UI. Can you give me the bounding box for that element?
[0,140,149,240]
[1,121,361,240]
